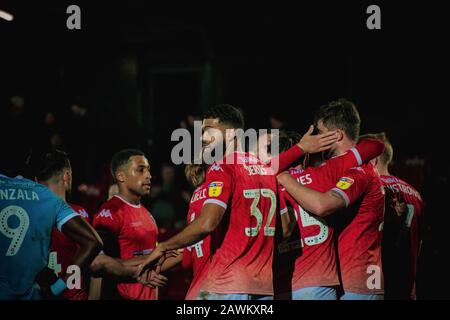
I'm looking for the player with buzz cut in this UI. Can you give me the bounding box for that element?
[277,99,386,300]
[360,132,424,300]
[139,104,338,300]
[0,145,103,300]
[29,148,144,300]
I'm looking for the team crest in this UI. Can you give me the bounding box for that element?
[208,182,224,197]
[336,177,354,190]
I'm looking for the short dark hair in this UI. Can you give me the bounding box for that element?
[278,130,302,153]
[111,149,145,181]
[359,132,393,166]
[314,98,361,141]
[204,104,245,129]
[28,148,71,182]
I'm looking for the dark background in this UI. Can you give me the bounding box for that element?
[1,1,448,299]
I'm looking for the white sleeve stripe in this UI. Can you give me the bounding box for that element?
[331,187,350,207]
[280,208,288,216]
[350,147,363,166]
[57,212,79,232]
[203,199,228,210]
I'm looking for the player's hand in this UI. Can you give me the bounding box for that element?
[138,265,168,288]
[35,267,60,300]
[392,196,407,217]
[139,245,166,273]
[276,171,291,184]
[298,125,338,154]
[127,264,145,279]
[385,188,407,217]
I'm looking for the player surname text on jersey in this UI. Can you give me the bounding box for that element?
[0,188,39,201]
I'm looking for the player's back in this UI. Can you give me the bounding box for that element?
[380,175,424,299]
[0,173,77,299]
[335,163,385,295]
[381,175,424,218]
[202,152,277,295]
[48,203,90,300]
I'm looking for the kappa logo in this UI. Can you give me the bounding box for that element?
[77,209,89,219]
[98,209,113,220]
[209,163,223,172]
[336,177,354,190]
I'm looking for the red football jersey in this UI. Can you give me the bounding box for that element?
[48,203,90,300]
[181,182,211,300]
[332,164,385,295]
[380,175,424,298]
[200,152,278,295]
[277,147,368,293]
[93,195,159,300]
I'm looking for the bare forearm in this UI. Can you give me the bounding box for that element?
[66,242,101,281]
[88,277,102,300]
[162,220,210,251]
[160,253,183,272]
[91,255,138,278]
[279,175,325,215]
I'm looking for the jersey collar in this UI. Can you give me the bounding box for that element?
[114,195,141,209]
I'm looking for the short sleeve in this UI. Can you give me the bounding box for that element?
[331,167,371,207]
[202,163,233,210]
[93,207,121,236]
[55,198,79,232]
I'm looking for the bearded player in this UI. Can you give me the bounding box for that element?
[139,104,338,299]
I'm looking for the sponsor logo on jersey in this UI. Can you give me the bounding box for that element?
[208,182,223,197]
[336,177,354,190]
[98,209,113,220]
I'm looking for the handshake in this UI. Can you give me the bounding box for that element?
[132,246,182,288]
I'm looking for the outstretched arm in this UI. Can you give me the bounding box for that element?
[140,203,225,268]
[277,172,345,217]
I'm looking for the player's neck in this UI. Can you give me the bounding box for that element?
[117,190,141,206]
[377,166,390,176]
[47,183,66,201]
[334,139,356,157]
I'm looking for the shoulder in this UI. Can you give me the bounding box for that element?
[69,203,90,219]
[345,163,374,177]
[95,197,124,219]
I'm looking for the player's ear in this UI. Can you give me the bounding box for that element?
[336,129,344,142]
[63,169,71,184]
[115,170,127,183]
[372,157,379,166]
